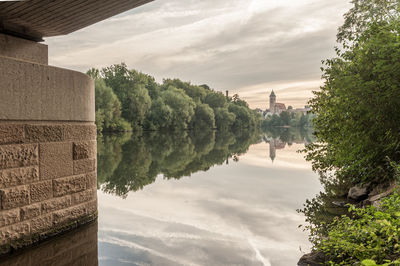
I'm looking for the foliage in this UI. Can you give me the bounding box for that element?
[144,97,172,130]
[214,107,236,130]
[204,91,227,109]
[228,104,251,129]
[101,63,152,130]
[89,64,259,132]
[305,17,400,185]
[337,0,399,49]
[314,192,400,265]
[361,259,400,266]
[191,103,216,130]
[301,2,400,265]
[159,86,196,129]
[89,77,131,133]
[162,78,207,103]
[262,111,313,128]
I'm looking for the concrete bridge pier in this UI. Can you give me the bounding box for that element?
[0,0,153,254]
[0,34,97,254]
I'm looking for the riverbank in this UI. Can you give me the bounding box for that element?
[299,181,400,265]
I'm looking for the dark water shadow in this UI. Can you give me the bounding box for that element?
[0,221,98,266]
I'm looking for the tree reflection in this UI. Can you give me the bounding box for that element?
[298,175,352,245]
[263,127,316,162]
[260,128,350,245]
[97,129,262,197]
[297,143,355,246]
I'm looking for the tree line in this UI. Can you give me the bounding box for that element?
[87,64,261,133]
[261,111,314,129]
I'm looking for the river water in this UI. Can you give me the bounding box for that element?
[0,129,321,266]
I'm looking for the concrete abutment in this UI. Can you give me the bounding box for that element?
[0,34,97,254]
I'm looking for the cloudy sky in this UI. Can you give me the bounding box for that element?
[45,0,352,109]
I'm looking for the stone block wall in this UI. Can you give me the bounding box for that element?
[0,122,97,254]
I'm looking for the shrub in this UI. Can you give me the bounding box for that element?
[317,192,400,265]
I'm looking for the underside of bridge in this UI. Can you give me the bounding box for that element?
[0,0,152,255]
[0,0,152,41]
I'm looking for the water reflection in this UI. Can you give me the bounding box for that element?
[97,128,321,265]
[0,222,98,266]
[298,168,352,245]
[97,129,263,197]
[0,128,318,266]
[263,128,315,162]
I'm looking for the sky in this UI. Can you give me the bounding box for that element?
[45,0,352,109]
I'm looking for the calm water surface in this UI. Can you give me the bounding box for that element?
[97,129,321,266]
[0,129,321,266]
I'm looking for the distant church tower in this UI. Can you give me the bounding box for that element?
[269,90,276,114]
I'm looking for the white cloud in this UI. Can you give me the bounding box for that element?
[45,0,351,108]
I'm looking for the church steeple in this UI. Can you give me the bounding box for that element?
[269,90,276,114]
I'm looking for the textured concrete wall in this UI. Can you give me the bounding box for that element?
[0,56,95,122]
[0,34,48,64]
[0,35,97,255]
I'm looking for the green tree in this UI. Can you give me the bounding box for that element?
[305,18,400,184]
[228,104,252,129]
[145,97,173,130]
[92,78,131,132]
[299,114,308,127]
[204,92,227,109]
[161,86,196,130]
[91,64,260,132]
[232,94,249,108]
[337,0,399,48]
[300,4,400,265]
[215,107,236,130]
[124,84,151,130]
[86,67,100,79]
[162,79,207,103]
[280,111,291,125]
[191,103,216,129]
[102,63,152,130]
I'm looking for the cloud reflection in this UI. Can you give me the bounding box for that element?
[97,132,321,265]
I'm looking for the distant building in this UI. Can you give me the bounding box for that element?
[269,90,286,114]
[260,90,311,118]
[288,105,312,115]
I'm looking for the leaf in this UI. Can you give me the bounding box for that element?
[361,259,378,266]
